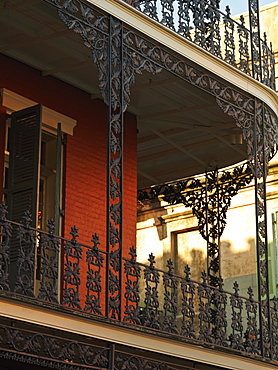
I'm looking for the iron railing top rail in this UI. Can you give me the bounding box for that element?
[123,0,275,90]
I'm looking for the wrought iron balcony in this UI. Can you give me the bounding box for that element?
[123,0,275,90]
[1,203,278,362]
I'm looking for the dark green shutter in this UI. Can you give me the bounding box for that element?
[7,104,42,227]
[54,122,62,235]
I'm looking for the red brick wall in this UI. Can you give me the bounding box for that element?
[123,112,137,257]
[1,54,138,310]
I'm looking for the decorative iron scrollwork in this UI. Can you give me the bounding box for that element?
[63,226,82,309]
[270,298,278,361]
[106,16,124,320]
[198,272,212,342]
[244,286,260,354]
[0,322,109,368]
[229,281,244,351]
[177,0,191,39]
[85,233,103,314]
[124,246,141,324]
[161,0,175,31]
[0,212,268,359]
[180,265,196,338]
[223,6,236,66]
[143,253,161,329]
[46,0,276,163]
[37,219,59,303]
[249,0,262,82]
[212,277,228,346]
[115,352,170,369]
[253,98,272,358]
[162,259,178,334]
[238,15,250,75]
[122,0,274,89]
[138,162,253,285]
[0,203,11,291]
[14,211,36,297]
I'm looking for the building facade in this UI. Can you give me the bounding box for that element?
[0,0,278,369]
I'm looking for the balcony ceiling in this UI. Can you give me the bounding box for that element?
[0,0,248,188]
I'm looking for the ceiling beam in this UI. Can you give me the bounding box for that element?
[132,77,178,91]
[42,60,94,76]
[0,30,72,52]
[145,119,245,155]
[140,123,207,168]
[137,169,159,183]
[138,127,191,144]
[210,133,246,156]
[138,103,214,119]
[138,135,215,163]
[0,0,41,13]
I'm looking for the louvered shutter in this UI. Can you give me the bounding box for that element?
[7,104,42,228]
[54,122,62,235]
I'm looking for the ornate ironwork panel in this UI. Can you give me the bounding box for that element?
[106,16,124,320]
[212,277,228,346]
[249,0,262,81]
[205,0,221,58]
[229,281,244,351]
[161,0,175,31]
[143,253,161,329]
[14,211,36,297]
[253,98,271,359]
[0,203,11,291]
[223,6,236,66]
[238,15,251,76]
[115,353,170,369]
[123,0,275,89]
[177,0,191,39]
[0,214,268,360]
[180,265,196,338]
[46,0,277,166]
[85,233,103,314]
[0,322,109,369]
[244,287,260,354]
[138,163,253,286]
[63,226,82,309]
[262,33,271,87]
[198,272,212,342]
[192,0,206,48]
[162,259,178,334]
[37,219,59,303]
[269,43,276,90]
[141,0,159,21]
[270,298,278,361]
[124,246,141,324]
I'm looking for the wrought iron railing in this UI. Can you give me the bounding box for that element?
[123,0,275,90]
[1,202,278,361]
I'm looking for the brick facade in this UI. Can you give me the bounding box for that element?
[0,54,137,308]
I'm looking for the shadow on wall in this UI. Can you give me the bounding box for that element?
[221,238,257,299]
[156,216,168,241]
[221,238,256,280]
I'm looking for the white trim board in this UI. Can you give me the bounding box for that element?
[1,88,76,135]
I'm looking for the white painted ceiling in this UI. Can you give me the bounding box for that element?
[0,0,248,188]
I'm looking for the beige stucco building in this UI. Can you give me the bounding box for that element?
[1,0,278,369]
[137,0,278,309]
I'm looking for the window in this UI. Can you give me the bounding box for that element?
[5,105,63,234]
[1,88,76,233]
[171,227,207,281]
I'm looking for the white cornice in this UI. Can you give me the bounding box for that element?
[0,299,277,370]
[1,88,76,135]
[88,0,278,116]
